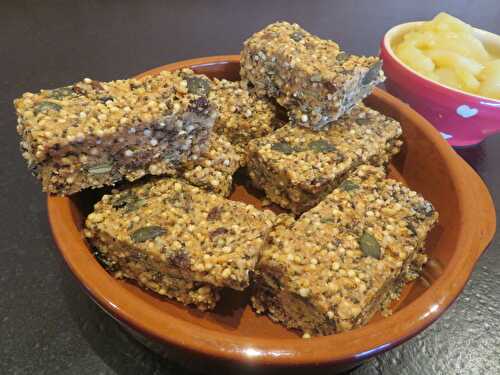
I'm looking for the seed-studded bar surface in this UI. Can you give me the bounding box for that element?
[85,178,276,309]
[252,165,438,336]
[247,103,402,214]
[208,78,282,157]
[147,133,243,196]
[241,22,385,130]
[15,69,217,195]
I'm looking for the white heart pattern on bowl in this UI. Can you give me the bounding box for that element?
[456,105,478,118]
[440,132,453,140]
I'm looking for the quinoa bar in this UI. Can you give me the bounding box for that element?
[252,165,438,336]
[208,78,282,157]
[240,22,384,129]
[91,245,219,311]
[85,178,276,308]
[15,69,217,195]
[247,103,402,214]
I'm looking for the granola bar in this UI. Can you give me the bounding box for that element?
[240,22,384,129]
[208,79,282,157]
[91,242,219,311]
[85,178,276,309]
[252,165,438,336]
[247,103,402,214]
[15,69,217,195]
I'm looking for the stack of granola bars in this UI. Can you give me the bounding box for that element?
[14,22,437,337]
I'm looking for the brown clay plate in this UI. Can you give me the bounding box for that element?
[47,55,496,374]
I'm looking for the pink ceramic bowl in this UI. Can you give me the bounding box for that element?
[381,22,500,147]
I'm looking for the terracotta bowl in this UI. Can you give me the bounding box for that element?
[381,22,500,147]
[48,55,496,374]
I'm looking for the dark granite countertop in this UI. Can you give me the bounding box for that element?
[1,1,499,374]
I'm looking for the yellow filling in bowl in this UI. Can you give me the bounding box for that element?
[394,12,500,100]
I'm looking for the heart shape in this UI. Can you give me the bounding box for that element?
[440,132,453,140]
[456,105,478,118]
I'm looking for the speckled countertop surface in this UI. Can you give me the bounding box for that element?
[1,1,499,374]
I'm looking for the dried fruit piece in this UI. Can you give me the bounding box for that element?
[188,97,209,113]
[308,139,337,153]
[131,226,166,243]
[209,227,229,241]
[358,231,381,259]
[34,101,62,115]
[207,206,223,221]
[169,250,190,269]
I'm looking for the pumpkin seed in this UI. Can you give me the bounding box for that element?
[415,201,434,217]
[339,180,359,192]
[111,192,145,212]
[48,86,73,99]
[308,139,337,153]
[355,117,371,125]
[271,142,296,155]
[310,74,322,82]
[362,60,382,86]
[131,226,166,243]
[87,162,113,175]
[34,101,62,115]
[336,52,349,62]
[320,217,335,224]
[185,76,211,96]
[290,31,304,42]
[358,231,381,259]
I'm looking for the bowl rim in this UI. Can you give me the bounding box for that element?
[382,21,500,104]
[47,55,496,367]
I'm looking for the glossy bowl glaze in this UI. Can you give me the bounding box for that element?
[381,22,500,147]
[48,55,496,374]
